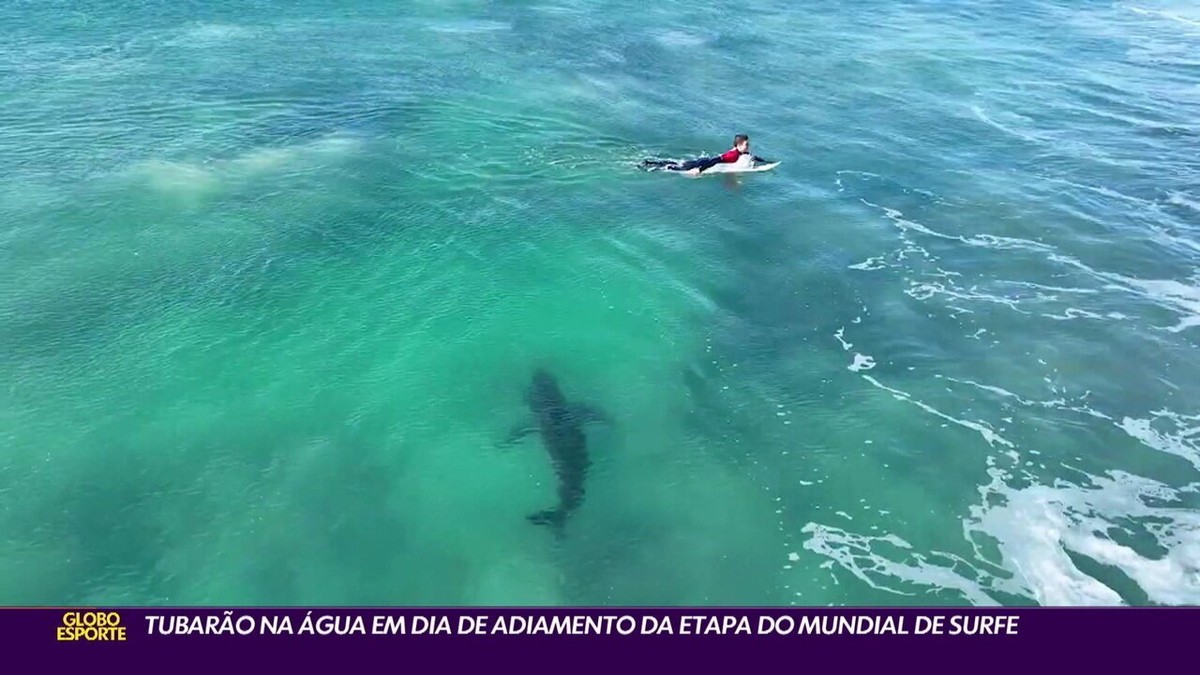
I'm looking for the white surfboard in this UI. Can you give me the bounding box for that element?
[688,161,780,176]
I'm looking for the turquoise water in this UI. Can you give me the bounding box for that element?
[2,0,1199,606]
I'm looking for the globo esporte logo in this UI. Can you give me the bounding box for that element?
[57,611,127,641]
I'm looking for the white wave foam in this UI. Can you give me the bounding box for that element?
[861,375,1014,449]
[1168,191,1200,213]
[1118,409,1200,470]
[967,470,1200,605]
[848,256,889,271]
[801,523,1000,605]
[862,199,1054,254]
[905,281,1029,313]
[848,354,875,372]
[938,375,1113,421]
[1125,277,1200,332]
[1043,254,1200,332]
[1006,281,1100,295]
[1126,4,1200,29]
[865,198,1200,332]
[804,465,1200,606]
[1149,225,1200,257]
[1041,307,1107,321]
[833,327,853,351]
[971,104,1043,144]
[1036,176,1153,208]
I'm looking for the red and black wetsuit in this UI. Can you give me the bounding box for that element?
[677,148,745,172]
[642,148,770,173]
[716,149,746,164]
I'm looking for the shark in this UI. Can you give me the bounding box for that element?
[500,368,612,536]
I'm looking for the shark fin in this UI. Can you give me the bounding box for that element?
[527,509,568,539]
[497,420,536,449]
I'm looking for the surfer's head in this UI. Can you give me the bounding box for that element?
[733,134,750,153]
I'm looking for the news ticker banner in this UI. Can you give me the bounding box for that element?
[6,607,1196,666]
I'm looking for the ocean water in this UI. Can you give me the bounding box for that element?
[2,0,1198,606]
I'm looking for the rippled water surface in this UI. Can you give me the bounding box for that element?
[2,0,1198,605]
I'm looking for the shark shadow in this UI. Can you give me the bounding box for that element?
[499,369,612,538]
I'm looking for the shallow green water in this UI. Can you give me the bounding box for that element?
[2,0,1199,605]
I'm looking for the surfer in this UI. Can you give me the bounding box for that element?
[641,134,773,175]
